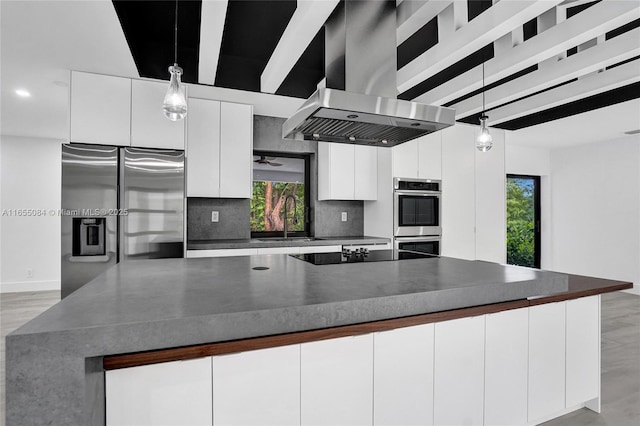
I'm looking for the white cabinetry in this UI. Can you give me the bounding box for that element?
[301,334,374,426]
[220,102,253,198]
[186,248,258,258]
[213,345,300,426]
[392,133,442,180]
[318,142,377,200]
[441,125,476,260]
[374,324,434,426]
[484,308,528,426]
[566,295,600,408]
[70,71,131,146]
[186,98,220,197]
[475,129,505,263]
[528,301,566,423]
[186,99,253,198]
[131,79,185,149]
[434,316,485,426]
[105,358,212,426]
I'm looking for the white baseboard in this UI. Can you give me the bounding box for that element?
[0,280,60,293]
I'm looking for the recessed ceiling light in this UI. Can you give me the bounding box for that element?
[15,89,31,98]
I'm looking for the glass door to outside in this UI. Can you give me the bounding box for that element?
[506,174,541,268]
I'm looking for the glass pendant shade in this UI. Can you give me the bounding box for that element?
[476,115,493,152]
[162,64,187,121]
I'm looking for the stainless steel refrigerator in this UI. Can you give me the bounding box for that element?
[61,144,184,297]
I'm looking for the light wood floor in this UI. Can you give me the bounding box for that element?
[1,290,638,426]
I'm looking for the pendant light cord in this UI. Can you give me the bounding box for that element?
[481,60,485,116]
[173,0,178,65]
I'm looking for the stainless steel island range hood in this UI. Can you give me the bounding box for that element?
[282,0,455,148]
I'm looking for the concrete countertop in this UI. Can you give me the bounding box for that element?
[187,235,391,250]
[6,255,568,425]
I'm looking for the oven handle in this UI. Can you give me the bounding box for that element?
[394,236,441,242]
[394,190,441,196]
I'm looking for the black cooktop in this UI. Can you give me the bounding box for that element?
[290,249,438,265]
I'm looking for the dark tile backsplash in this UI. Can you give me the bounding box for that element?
[187,198,250,240]
[187,115,365,241]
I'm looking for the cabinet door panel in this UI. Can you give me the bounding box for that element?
[417,132,442,180]
[301,334,373,426]
[566,295,600,407]
[441,125,476,260]
[131,79,185,149]
[318,142,355,200]
[213,345,300,426]
[106,358,212,426]
[392,139,418,178]
[187,98,220,197]
[374,324,434,426]
[70,72,131,146]
[220,102,252,198]
[475,128,505,263]
[434,316,485,426]
[528,302,566,422]
[354,145,378,200]
[485,308,528,426]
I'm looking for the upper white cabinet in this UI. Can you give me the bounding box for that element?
[392,132,442,180]
[213,345,300,426]
[186,98,221,197]
[70,71,131,146]
[186,98,253,198]
[301,334,374,426]
[441,125,476,260]
[220,102,253,198]
[318,142,377,200]
[131,79,185,150]
[105,357,212,426]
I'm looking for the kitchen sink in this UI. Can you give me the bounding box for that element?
[258,237,323,242]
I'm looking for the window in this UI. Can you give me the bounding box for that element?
[250,152,310,238]
[506,174,541,268]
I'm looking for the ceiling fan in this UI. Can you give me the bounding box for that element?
[254,156,282,167]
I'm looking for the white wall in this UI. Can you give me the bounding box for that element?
[549,137,639,294]
[505,141,553,270]
[0,136,62,292]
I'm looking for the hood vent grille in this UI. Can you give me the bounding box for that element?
[296,117,430,146]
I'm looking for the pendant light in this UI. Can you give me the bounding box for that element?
[476,60,492,152]
[162,0,187,121]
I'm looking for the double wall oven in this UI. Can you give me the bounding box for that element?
[393,178,441,256]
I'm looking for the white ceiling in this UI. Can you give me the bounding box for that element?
[0,0,138,140]
[505,98,640,149]
[0,0,638,151]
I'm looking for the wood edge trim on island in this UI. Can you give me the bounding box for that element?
[102,278,633,371]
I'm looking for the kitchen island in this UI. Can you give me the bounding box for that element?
[5,254,631,425]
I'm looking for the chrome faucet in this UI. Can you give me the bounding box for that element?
[283,194,298,239]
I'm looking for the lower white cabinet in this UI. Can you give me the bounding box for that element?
[213,345,300,426]
[104,297,602,426]
[434,316,485,426]
[105,358,212,426]
[186,248,259,258]
[257,247,301,255]
[301,334,374,426]
[528,301,566,423]
[298,245,342,254]
[566,295,600,408]
[374,324,434,426]
[484,308,529,426]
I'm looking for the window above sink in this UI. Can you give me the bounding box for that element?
[250,151,311,239]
